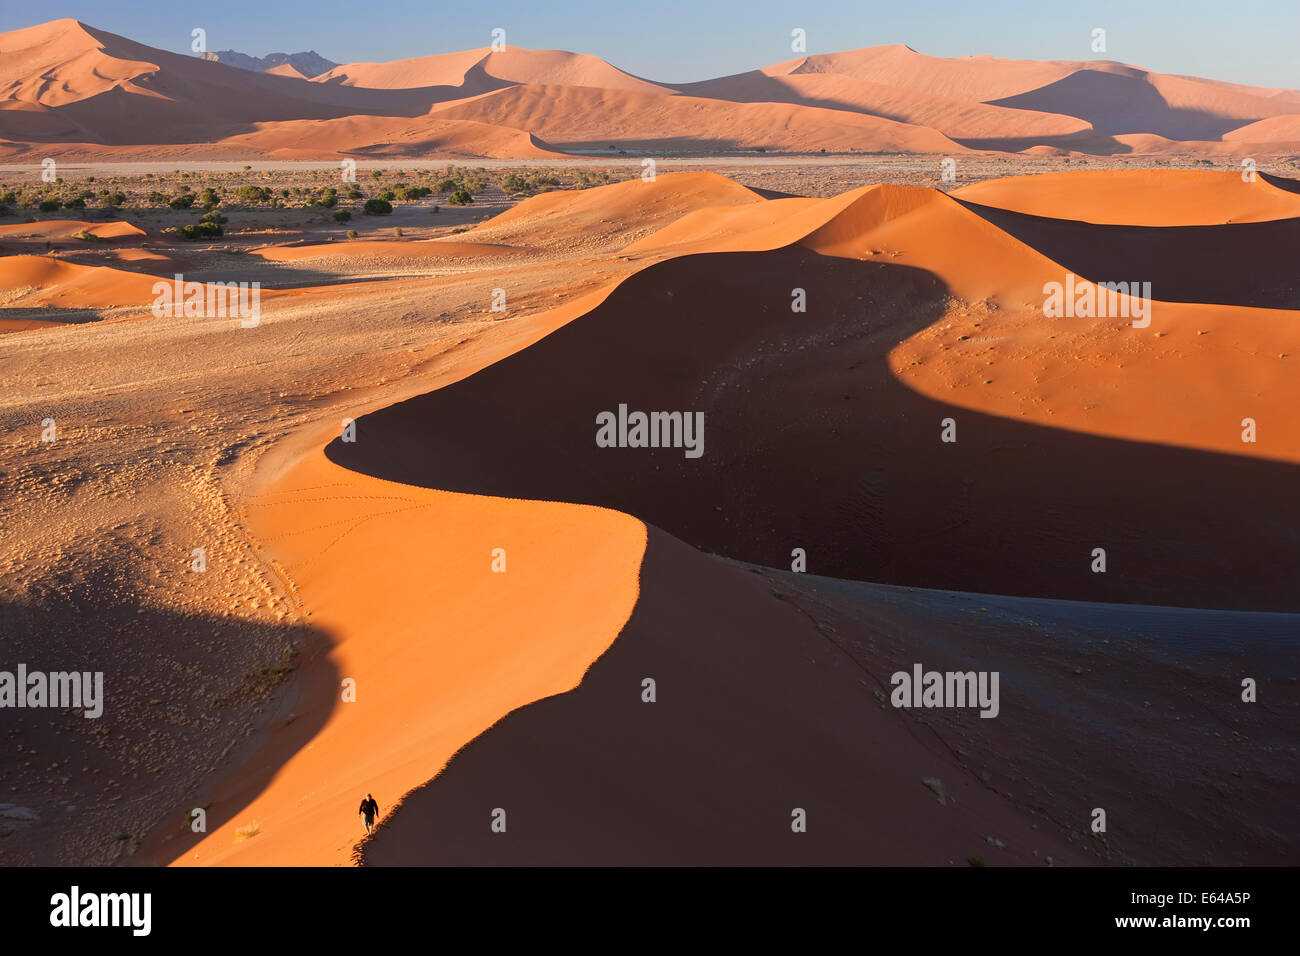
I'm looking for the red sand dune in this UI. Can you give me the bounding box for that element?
[265,63,309,80]
[6,18,1296,157]
[953,169,1300,224]
[677,69,1090,141]
[0,254,163,308]
[150,170,1300,866]
[318,47,670,94]
[0,219,146,240]
[460,171,769,249]
[431,82,967,153]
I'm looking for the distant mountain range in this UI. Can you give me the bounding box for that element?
[2,18,1298,160]
[199,49,338,79]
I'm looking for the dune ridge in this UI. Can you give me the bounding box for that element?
[136,169,1300,866]
[3,18,1298,158]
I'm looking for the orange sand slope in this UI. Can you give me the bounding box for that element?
[3,18,1298,158]
[156,169,1300,866]
[0,219,146,240]
[953,169,1300,224]
[0,255,162,308]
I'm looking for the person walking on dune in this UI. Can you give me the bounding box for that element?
[359,793,379,835]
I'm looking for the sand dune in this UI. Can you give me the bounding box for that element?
[765,45,1087,101]
[7,18,1296,158]
[319,47,670,94]
[0,254,162,308]
[18,168,1277,867]
[260,170,1294,866]
[431,82,967,153]
[361,533,1297,865]
[460,171,768,250]
[675,70,1090,141]
[0,219,146,240]
[218,114,565,159]
[953,169,1300,224]
[990,68,1298,141]
[265,63,309,80]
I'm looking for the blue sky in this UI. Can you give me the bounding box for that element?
[7,0,1299,89]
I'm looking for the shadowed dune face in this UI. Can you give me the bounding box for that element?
[0,596,334,866]
[955,198,1300,309]
[360,530,1298,866]
[327,247,1300,611]
[360,529,1083,867]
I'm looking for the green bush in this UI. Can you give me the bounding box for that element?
[376,189,395,202]
[199,188,220,207]
[234,185,272,204]
[393,185,432,201]
[363,198,392,215]
[447,188,473,205]
[179,221,223,240]
[148,191,169,204]
[346,229,358,239]
[169,194,196,210]
[434,177,458,193]
[39,199,61,212]
[333,210,352,222]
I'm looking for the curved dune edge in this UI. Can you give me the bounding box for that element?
[168,452,645,866]
[951,169,1300,224]
[155,169,1299,864]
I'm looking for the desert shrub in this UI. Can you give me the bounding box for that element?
[333,210,351,222]
[169,194,195,209]
[370,170,383,180]
[199,187,220,207]
[235,185,272,204]
[393,185,432,201]
[200,211,228,225]
[66,196,86,210]
[148,191,169,204]
[315,187,338,208]
[73,229,101,241]
[501,173,527,193]
[0,190,16,205]
[363,198,392,215]
[376,189,395,202]
[39,199,61,212]
[346,187,363,199]
[179,221,223,240]
[433,177,458,193]
[447,188,473,205]
[106,191,127,205]
[0,205,12,217]
[346,229,358,239]
[393,226,403,237]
